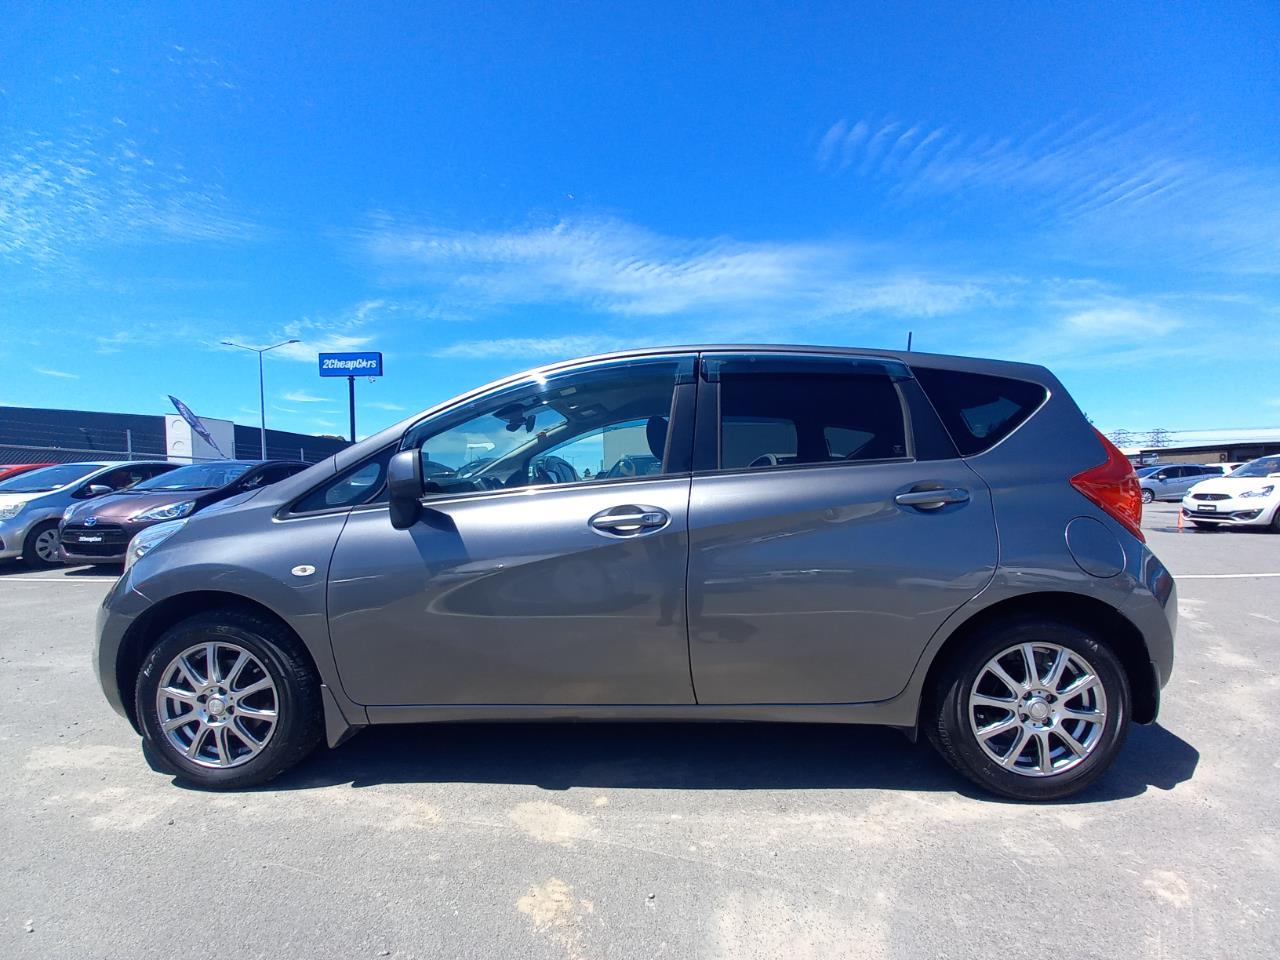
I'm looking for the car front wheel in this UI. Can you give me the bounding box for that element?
[22,521,62,569]
[135,610,323,789]
[1140,489,1154,504]
[928,619,1131,801]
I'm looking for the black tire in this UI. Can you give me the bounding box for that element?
[135,609,323,789]
[21,520,62,569]
[1140,489,1154,504]
[1270,506,1280,533]
[927,618,1131,801]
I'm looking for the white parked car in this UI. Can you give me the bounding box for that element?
[1181,455,1280,531]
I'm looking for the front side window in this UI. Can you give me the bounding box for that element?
[715,359,908,470]
[403,356,691,496]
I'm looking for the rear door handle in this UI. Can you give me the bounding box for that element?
[894,487,970,510]
[589,506,670,535]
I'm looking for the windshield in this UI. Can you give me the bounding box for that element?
[1135,465,1161,477]
[1229,456,1280,479]
[132,461,255,491]
[0,463,105,493]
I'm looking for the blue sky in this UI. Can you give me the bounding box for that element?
[2,1,1278,443]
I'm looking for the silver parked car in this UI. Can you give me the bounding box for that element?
[1139,463,1230,503]
[95,346,1175,800]
[0,461,179,568]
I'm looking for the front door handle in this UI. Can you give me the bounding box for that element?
[589,505,670,536]
[894,487,970,510]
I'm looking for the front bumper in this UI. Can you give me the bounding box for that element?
[0,514,39,559]
[1181,497,1276,526]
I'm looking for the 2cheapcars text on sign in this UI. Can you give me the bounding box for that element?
[318,352,384,377]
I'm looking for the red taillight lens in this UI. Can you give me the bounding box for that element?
[1071,429,1144,542]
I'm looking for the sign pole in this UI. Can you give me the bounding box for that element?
[348,376,356,442]
[317,351,383,446]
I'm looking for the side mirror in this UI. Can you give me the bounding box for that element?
[85,484,113,497]
[387,450,423,530]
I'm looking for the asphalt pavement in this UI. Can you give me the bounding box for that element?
[0,500,1276,959]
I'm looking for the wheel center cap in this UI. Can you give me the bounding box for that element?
[207,697,226,717]
[1027,699,1051,721]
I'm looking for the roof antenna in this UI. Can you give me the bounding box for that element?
[906,331,913,351]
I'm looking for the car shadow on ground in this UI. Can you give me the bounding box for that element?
[205,718,1198,805]
[0,559,119,577]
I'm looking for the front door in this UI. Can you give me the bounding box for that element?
[326,354,698,706]
[686,353,998,704]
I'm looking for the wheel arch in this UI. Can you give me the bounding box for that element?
[919,591,1160,726]
[114,590,321,732]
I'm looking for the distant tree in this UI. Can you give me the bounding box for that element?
[1146,427,1172,448]
[1109,428,1133,447]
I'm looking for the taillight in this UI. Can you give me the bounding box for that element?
[1071,429,1144,542]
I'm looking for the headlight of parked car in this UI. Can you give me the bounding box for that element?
[124,519,188,572]
[133,500,196,522]
[0,503,25,521]
[1240,485,1275,498]
[62,505,76,521]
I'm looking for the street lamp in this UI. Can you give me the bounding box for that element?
[221,339,301,459]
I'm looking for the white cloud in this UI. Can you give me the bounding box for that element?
[361,216,995,322]
[817,114,1280,273]
[435,335,633,360]
[35,366,79,379]
[281,390,331,403]
[364,400,406,411]
[0,123,255,267]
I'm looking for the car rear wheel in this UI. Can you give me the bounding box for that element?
[135,610,323,789]
[928,619,1131,801]
[21,521,62,569]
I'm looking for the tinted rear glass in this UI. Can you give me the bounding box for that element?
[718,369,908,469]
[913,367,1047,456]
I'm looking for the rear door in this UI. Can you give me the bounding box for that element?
[686,353,997,704]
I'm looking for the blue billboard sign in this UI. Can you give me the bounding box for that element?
[319,352,384,377]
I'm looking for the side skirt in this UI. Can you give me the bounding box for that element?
[362,699,920,730]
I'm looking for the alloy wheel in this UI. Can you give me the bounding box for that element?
[155,641,279,769]
[968,642,1108,778]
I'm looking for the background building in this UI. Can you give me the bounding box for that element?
[0,405,350,464]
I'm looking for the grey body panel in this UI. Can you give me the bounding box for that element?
[327,477,695,705]
[686,459,996,703]
[94,506,369,728]
[94,343,1176,746]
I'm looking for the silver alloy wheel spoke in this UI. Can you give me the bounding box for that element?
[156,640,279,770]
[969,641,1108,778]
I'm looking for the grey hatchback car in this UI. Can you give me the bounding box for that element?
[96,346,1175,800]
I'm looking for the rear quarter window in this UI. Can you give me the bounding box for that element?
[913,367,1047,456]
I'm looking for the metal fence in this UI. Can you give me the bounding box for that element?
[0,440,327,466]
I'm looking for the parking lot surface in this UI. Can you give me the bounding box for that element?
[1,501,1276,959]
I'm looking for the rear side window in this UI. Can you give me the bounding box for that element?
[717,364,908,469]
[913,367,1047,456]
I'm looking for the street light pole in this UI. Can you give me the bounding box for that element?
[221,339,301,459]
